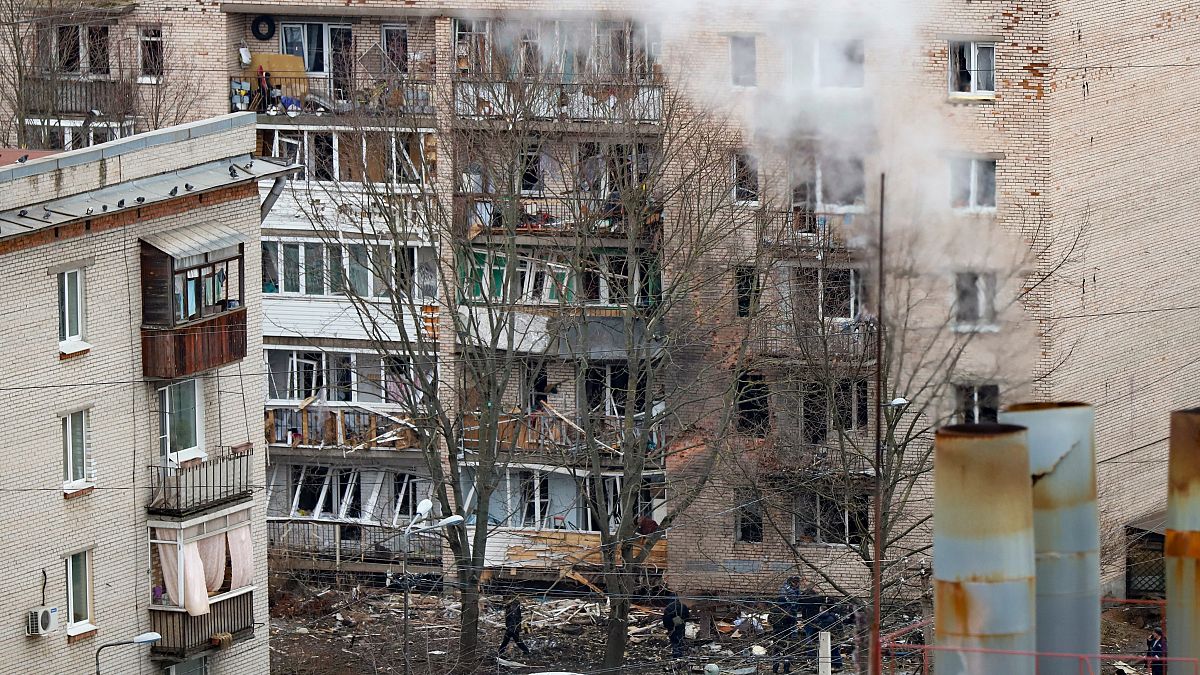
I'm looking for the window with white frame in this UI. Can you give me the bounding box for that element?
[138,26,163,81]
[391,472,428,526]
[794,486,869,545]
[951,157,997,210]
[57,268,85,347]
[265,349,427,407]
[954,271,997,327]
[66,549,93,634]
[949,41,995,95]
[730,35,757,86]
[261,238,423,299]
[793,266,864,321]
[49,23,110,75]
[454,18,492,75]
[465,250,578,303]
[281,22,352,75]
[287,466,363,519]
[382,25,409,74]
[956,383,999,424]
[158,379,203,464]
[258,128,427,185]
[149,509,254,613]
[62,409,92,489]
[164,658,209,675]
[25,119,134,151]
[732,152,759,204]
[791,38,865,88]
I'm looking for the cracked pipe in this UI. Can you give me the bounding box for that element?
[999,402,1099,675]
[1167,408,1200,667]
[934,423,1035,675]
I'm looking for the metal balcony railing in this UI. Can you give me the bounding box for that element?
[23,75,136,116]
[452,75,663,123]
[267,519,442,567]
[147,448,254,517]
[760,209,864,250]
[150,590,254,659]
[748,320,878,363]
[229,73,434,116]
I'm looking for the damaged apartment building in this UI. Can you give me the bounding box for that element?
[8,0,1198,607]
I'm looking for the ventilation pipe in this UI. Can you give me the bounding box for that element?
[934,423,1036,675]
[1167,408,1200,667]
[999,402,1099,675]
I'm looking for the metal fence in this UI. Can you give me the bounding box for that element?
[147,449,254,517]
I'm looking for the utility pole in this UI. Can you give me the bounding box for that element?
[870,173,886,675]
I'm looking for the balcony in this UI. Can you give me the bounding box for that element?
[229,73,434,117]
[23,75,136,116]
[453,75,663,123]
[759,210,867,252]
[460,410,659,456]
[268,519,442,572]
[459,194,663,239]
[147,448,254,518]
[747,320,878,364]
[142,307,247,379]
[265,404,419,450]
[150,589,255,659]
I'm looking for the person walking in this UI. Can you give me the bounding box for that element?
[1146,626,1167,675]
[769,607,798,674]
[498,596,531,657]
[662,592,690,659]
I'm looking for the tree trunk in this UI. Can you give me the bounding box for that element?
[602,573,632,669]
[456,572,481,674]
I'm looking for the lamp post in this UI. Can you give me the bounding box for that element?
[94,631,160,674]
[401,498,463,675]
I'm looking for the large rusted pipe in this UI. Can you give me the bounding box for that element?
[999,402,1099,675]
[1167,408,1200,667]
[934,423,1036,675]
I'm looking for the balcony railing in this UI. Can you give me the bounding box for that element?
[748,320,878,364]
[460,410,659,455]
[150,589,254,659]
[142,306,247,379]
[229,73,434,116]
[23,75,136,116]
[147,448,254,517]
[268,519,442,567]
[760,210,865,251]
[453,76,663,123]
[458,195,663,238]
[265,405,419,450]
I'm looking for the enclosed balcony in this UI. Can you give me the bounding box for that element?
[140,224,247,379]
[150,590,255,659]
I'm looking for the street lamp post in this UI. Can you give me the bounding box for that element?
[94,631,160,674]
[400,498,463,675]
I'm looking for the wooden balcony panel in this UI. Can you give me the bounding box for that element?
[142,307,247,379]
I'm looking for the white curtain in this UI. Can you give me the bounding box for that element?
[196,532,227,593]
[154,528,181,607]
[181,541,210,616]
[227,525,254,590]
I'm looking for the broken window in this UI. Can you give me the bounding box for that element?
[730,35,757,86]
[138,26,163,80]
[455,19,491,75]
[790,154,818,231]
[524,362,550,412]
[585,363,647,418]
[820,154,865,208]
[517,24,542,78]
[733,152,759,204]
[734,265,761,317]
[950,157,997,209]
[802,382,828,445]
[794,486,869,545]
[382,25,409,74]
[520,144,544,193]
[954,271,997,326]
[735,371,770,436]
[949,41,995,94]
[823,268,862,320]
[956,383,1000,424]
[817,39,865,88]
[835,379,870,431]
[735,501,764,543]
[293,465,329,516]
[310,133,335,181]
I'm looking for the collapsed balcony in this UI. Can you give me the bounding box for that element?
[267,519,443,573]
[265,404,421,451]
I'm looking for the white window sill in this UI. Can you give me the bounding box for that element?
[58,339,91,356]
[63,481,95,495]
[952,323,1000,334]
[169,448,208,464]
[953,206,998,215]
[734,200,761,208]
[152,585,256,612]
[136,76,161,85]
[948,92,996,102]
[66,621,97,637]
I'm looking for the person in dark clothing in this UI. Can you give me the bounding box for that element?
[662,593,690,659]
[811,604,844,671]
[1147,626,1167,675]
[498,596,530,656]
[769,610,797,674]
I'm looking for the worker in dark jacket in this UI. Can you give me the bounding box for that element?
[1147,626,1167,675]
[498,596,530,656]
[662,592,690,658]
[769,608,798,674]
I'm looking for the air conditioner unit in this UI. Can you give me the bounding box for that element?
[26,606,57,636]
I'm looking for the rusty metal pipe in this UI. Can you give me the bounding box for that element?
[999,402,1099,675]
[934,423,1036,675]
[1167,408,1200,668]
